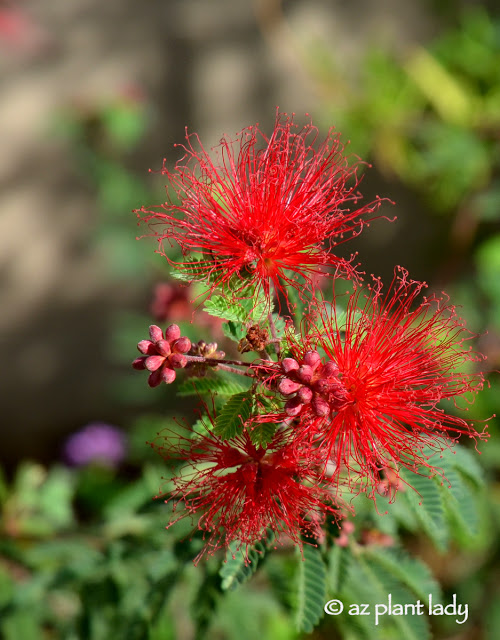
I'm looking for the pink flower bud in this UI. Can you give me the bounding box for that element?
[297,386,313,403]
[148,369,163,387]
[297,365,313,384]
[285,396,303,417]
[169,353,187,369]
[323,360,339,377]
[137,340,155,355]
[149,325,163,342]
[161,367,176,384]
[313,379,330,394]
[282,358,299,374]
[172,336,191,354]
[145,355,165,372]
[278,378,302,395]
[303,351,321,368]
[156,340,171,357]
[311,396,330,417]
[132,357,147,370]
[164,324,181,343]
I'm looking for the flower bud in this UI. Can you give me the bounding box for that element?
[323,360,339,377]
[161,367,176,384]
[145,355,165,372]
[132,357,147,370]
[312,396,330,417]
[149,325,163,342]
[303,351,321,368]
[285,396,303,417]
[282,358,299,374]
[297,386,313,403]
[156,339,172,357]
[164,324,181,343]
[278,378,302,395]
[297,365,313,384]
[148,369,163,387]
[169,353,188,369]
[137,340,155,355]
[172,336,191,354]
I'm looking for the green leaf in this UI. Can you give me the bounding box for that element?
[191,566,221,640]
[214,392,253,439]
[177,376,248,397]
[364,547,442,604]
[399,469,448,550]
[204,293,269,323]
[431,446,482,539]
[171,258,212,283]
[342,551,431,640]
[1,611,41,640]
[222,321,247,342]
[191,417,210,439]
[327,544,351,594]
[296,544,327,633]
[204,295,251,322]
[248,422,278,448]
[220,532,275,591]
[0,565,14,608]
[450,444,485,488]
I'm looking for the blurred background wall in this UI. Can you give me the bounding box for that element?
[1,0,498,464]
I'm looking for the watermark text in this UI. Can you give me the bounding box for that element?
[324,594,468,626]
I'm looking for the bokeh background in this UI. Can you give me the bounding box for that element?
[1,1,500,639]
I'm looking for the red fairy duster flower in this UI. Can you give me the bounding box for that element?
[136,112,386,301]
[154,422,341,561]
[277,268,489,493]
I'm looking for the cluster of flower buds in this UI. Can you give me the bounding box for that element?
[132,324,191,386]
[186,340,225,377]
[278,351,348,417]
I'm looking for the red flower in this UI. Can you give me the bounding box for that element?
[153,421,341,561]
[136,112,386,302]
[270,268,489,494]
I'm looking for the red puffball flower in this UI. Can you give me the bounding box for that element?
[153,422,341,562]
[281,268,489,493]
[136,112,386,302]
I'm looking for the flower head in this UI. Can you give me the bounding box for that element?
[136,112,386,302]
[268,268,488,494]
[153,420,341,561]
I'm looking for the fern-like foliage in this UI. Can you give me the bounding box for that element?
[204,293,269,323]
[340,549,431,640]
[213,392,253,440]
[247,422,278,448]
[177,376,248,398]
[396,444,485,549]
[221,321,247,343]
[296,544,327,633]
[399,469,448,550]
[220,532,275,591]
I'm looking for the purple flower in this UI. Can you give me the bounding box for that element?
[64,422,127,468]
